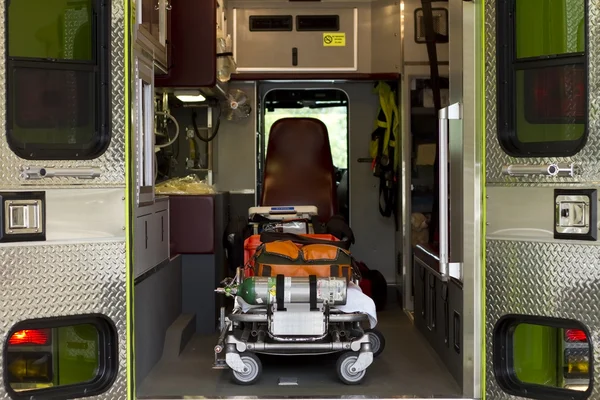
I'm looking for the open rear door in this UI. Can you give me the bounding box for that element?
[485,0,597,399]
[0,0,128,398]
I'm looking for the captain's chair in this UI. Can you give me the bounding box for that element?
[260,117,338,223]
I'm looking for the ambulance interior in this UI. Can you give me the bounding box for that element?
[134,0,464,397]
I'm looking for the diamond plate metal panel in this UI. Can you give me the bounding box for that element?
[485,240,600,400]
[0,240,127,400]
[0,0,126,189]
[485,0,600,185]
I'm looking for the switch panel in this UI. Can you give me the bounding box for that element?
[0,192,46,242]
[554,189,597,241]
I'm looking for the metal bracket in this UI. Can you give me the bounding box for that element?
[350,342,374,373]
[502,163,576,177]
[225,350,246,373]
[20,166,101,180]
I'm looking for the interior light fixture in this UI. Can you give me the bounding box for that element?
[175,90,206,103]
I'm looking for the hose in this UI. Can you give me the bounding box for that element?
[155,111,180,149]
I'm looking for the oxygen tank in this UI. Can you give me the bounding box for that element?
[216,276,347,306]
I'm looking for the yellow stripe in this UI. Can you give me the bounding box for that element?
[480,0,487,398]
[124,0,135,398]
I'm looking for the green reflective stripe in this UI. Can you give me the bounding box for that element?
[124,0,134,398]
[481,1,487,398]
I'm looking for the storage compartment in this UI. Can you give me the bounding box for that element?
[413,244,463,385]
[134,197,171,278]
[233,8,358,71]
[154,0,217,87]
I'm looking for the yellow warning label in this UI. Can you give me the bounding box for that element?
[323,33,346,47]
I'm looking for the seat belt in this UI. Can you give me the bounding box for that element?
[420,0,444,244]
[370,81,400,231]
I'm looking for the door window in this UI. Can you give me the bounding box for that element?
[493,315,592,400]
[497,0,587,157]
[6,0,110,160]
[4,316,118,398]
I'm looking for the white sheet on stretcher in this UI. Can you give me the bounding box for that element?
[336,282,378,328]
[235,281,378,329]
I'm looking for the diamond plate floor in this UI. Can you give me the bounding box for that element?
[137,303,461,398]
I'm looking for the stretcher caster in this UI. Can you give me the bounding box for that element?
[336,352,367,385]
[231,352,262,385]
[365,328,385,357]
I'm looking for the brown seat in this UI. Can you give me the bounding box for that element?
[260,117,338,222]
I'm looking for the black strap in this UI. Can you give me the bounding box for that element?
[261,265,271,277]
[309,275,317,310]
[259,231,351,250]
[330,265,339,277]
[421,0,443,244]
[342,266,350,281]
[276,274,286,311]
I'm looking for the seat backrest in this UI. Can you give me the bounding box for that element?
[261,117,337,222]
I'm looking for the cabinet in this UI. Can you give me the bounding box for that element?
[154,0,217,87]
[232,8,358,72]
[135,0,170,73]
[134,197,170,279]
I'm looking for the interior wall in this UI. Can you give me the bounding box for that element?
[213,81,258,193]
[134,256,183,385]
[213,80,398,283]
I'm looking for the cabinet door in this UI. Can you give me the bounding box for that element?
[154,0,216,87]
[233,8,357,72]
[134,212,152,278]
[136,0,169,69]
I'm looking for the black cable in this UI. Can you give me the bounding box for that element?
[192,103,222,143]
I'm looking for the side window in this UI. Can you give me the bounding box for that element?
[497,0,587,157]
[4,315,118,398]
[6,0,110,160]
[493,315,593,400]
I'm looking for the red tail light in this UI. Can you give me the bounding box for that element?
[9,329,50,346]
[565,329,587,342]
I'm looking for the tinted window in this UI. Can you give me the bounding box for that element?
[6,0,109,160]
[5,316,118,398]
[497,0,587,157]
[8,0,93,60]
[494,316,592,399]
[515,0,585,59]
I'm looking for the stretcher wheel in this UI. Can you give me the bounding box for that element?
[336,352,366,385]
[231,352,262,385]
[365,328,385,357]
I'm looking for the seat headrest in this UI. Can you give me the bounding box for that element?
[261,117,338,222]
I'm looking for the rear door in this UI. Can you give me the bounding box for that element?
[485,0,597,399]
[0,0,128,398]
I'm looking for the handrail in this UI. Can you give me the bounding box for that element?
[438,103,462,281]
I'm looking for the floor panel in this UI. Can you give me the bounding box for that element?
[137,304,462,398]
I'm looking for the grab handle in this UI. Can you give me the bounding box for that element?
[20,166,101,180]
[438,103,462,281]
[502,163,575,177]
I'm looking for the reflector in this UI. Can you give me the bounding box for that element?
[565,328,587,342]
[9,329,50,346]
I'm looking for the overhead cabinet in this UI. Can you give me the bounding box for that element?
[154,0,218,87]
[135,0,170,73]
[233,8,358,72]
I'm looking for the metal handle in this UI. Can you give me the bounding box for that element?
[20,166,101,180]
[438,103,462,281]
[502,163,575,177]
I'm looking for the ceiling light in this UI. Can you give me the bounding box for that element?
[175,90,206,103]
